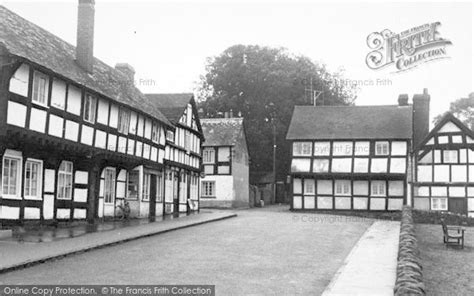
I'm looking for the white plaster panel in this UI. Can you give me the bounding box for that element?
[66,86,82,116]
[317,196,333,209]
[145,118,152,139]
[370,198,386,210]
[98,198,104,218]
[151,147,158,162]
[293,178,302,194]
[332,158,352,173]
[291,159,311,172]
[417,166,433,182]
[135,141,143,158]
[431,186,447,196]
[303,196,315,209]
[44,169,56,193]
[118,137,127,153]
[353,197,368,210]
[389,181,404,196]
[452,135,463,143]
[391,142,407,156]
[7,101,27,127]
[434,150,441,163]
[74,209,87,219]
[332,142,353,156]
[94,130,107,149]
[460,149,467,163]
[29,108,47,133]
[56,208,70,219]
[434,165,450,182]
[335,197,351,209]
[438,136,449,144]
[75,171,88,184]
[293,196,302,209]
[0,206,20,219]
[74,188,88,202]
[449,186,465,197]
[129,112,137,134]
[317,180,333,195]
[354,141,370,156]
[468,198,474,211]
[371,158,387,173]
[81,125,94,146]
[353,158,369,173]
[107,134,117,151]
[127,139,135,155]
[116,182,126,198]
[414,198,430,210]
[99,179,104,197]
[468,187,474,197]
[143,144,151,159]
[97,99,109,125]
[388,199,403,210]
[118,169,127,182]
[451,165,467,182]
[48,114,64,138]
[314,142,330,156]
[438,121,461,133]
[109,104,119,128]
[43,194,54,219]
[51,79,66,110]
[353,181,369,195]
[24,207,40,219]
[415,186,430,197]
[390,158,406,173]
[9,63,29,97]
[65,120,79,142]
[470,165,474,182]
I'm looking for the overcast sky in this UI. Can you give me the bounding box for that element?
[1,0,473,124]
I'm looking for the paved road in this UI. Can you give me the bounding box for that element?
[0,206,372,295]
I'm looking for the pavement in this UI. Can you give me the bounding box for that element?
[322,220,401,296]
[0,210,237,273]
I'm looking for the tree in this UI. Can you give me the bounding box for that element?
[197,45,357,181]
[433,93,474,129]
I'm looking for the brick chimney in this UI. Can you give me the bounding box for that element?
[398,94,409,106]
[76,0,95,72]
[115,63,135,84]
[412,88,430,148]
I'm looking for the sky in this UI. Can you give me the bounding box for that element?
[1,0,473,125]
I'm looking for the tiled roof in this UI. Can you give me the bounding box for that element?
[0,6,171,126]
[201,117,245,146]
[145,93,193,124]
[286,105,413,140]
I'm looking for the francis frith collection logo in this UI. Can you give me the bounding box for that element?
[366,22,452,72]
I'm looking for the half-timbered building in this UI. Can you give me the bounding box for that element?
[413,113,474,217]
[0,2,177,223]
[286,90,430,211]
[145,93,203,214]
[200,116,250,208]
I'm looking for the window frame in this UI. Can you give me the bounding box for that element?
[32,70,49,107]
[431,197,448,211]
[203,148,215,164]
[24,159,43,200]
[335,180,351,196]
[375,141,389,156]
[1,152,23,199]
[142,173,151,201]
[57,161,73,200]
[443,150,458,164]
[371,181,386,197]
[201,181,216,197]
[83,93,97,124]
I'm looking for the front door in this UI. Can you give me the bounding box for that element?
[149,174,157,218]
[449,198,467,215]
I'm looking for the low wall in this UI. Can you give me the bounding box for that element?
[394,206,425,295]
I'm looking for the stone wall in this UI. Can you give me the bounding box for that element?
[394,206,425,295]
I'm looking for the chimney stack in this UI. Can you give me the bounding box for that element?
[76,0,95,73]
[398,94,409,106]
[412,89,430,148]
[115,63,135,84]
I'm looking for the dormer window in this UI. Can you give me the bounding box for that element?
[32,71,49,106]
[375,142,389,156]
[83,94,97,123]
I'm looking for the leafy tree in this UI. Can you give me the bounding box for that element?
[197,45,357,181]
[433,93,474,129]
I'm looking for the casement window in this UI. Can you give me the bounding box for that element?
[166,130,174,142]
[104,168,116,204]
[157,173,163,202]
[2,153,22,198]
[127,170,139,199]
[293,142,312,156]
[83,94,97,123]
[203,148,215,164]
[375,142,389,156]
[32,71,49,106]
[142,173,151,201]
[335,180,351,196]
[443,150,458,163]
[24,160,42,199]
[152,122,160,143]
[118,107,130,135]
[57,161,73,200]
[202,181,215,197]
[304,179,315,194]
[371,181,386,196]
[431,198,448,211]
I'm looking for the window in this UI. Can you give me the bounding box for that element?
[127,170,139,199]
[293,142,312,156]
[431,198,447,211]
[83,94,97,123]
[166,130,174,142]
[142,173,151,201]
[104,168,116,204]
[203,148,215,163]
[118,107,130,134]
[51,79,66,110]
[152,122,160,143]
[57,161,73,200]
[24,160,42,199]
[32,71,49,106]
[202,181,215,197]
[335,180,351,195]
[2,155,22,198]
[443,150,458,163]
[304,179,315,194]
[375,142,389,156]
[371,181,386,196]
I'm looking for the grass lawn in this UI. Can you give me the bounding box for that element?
[416,223,474,296]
